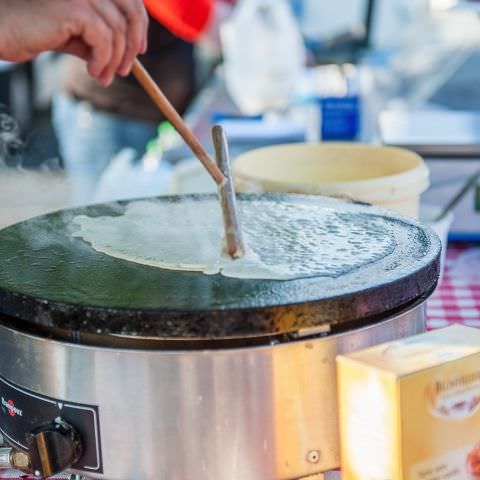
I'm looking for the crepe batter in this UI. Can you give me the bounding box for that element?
[72,198,397,280]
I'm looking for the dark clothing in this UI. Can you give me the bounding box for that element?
[62,18,195,124]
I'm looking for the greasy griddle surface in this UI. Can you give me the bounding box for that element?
[0,195,440,338]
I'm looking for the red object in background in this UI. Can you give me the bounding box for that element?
[144,0,215,41]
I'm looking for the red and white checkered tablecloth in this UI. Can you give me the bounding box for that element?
[427,244,480,329]
[1,245,478,480]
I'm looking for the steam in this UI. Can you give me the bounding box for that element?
[0,104,24,168]
[0,105,72,229]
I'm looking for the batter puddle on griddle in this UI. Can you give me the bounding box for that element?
[71,198,396,280]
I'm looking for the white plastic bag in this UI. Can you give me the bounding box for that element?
[221,0,305,114]
[93,148,173,203]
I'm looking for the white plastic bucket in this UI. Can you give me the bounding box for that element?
[233,143,430,218]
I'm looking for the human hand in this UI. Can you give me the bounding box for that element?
[0,0,149,86]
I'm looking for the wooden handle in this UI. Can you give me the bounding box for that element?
[131,59,226,186]
[212,125,245,260]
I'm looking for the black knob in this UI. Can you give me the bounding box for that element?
[26,417,83,478]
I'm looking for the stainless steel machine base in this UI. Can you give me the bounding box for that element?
[0,305,425,480]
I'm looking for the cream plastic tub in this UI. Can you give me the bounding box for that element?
[233,143,430,218]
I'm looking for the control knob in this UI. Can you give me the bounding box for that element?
[26,417,83,478]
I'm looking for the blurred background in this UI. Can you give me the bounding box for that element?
[0,0,479,242]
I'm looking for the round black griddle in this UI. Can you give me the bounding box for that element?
[0,194,441,340]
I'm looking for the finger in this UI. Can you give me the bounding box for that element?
[116,0,149,75]
[141,7,149,54]
[56,38,91,61]
[80,12,114,84]
[91,0,128,82]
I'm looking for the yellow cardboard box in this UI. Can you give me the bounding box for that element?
[337,325,480,480]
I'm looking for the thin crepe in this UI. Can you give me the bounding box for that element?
[72,198,395,280]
